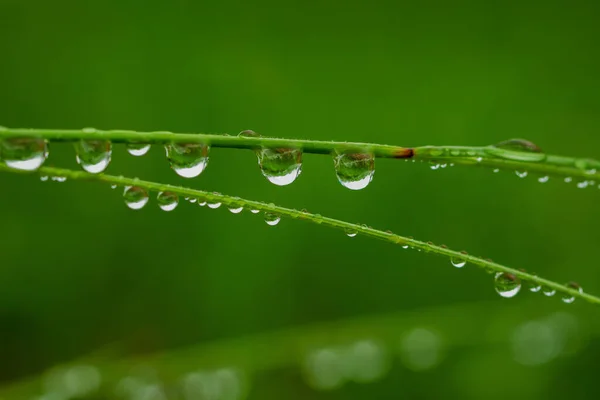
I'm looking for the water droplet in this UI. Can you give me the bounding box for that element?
[75,140,112,173]
[333,152,375,190]
[165,142,210,178]
[542,286,556,297]
[345,228,357,237]
[188,198,197,203]
[494,272,521,298]
[564,177,572,183]
[562,282,582,304]
[207,201,222,209]
[577,181,589,189]
[198,201,207,206]
[528,282,542,293]
[538,176,549,183]
[110,184,117,189]
[0,137,48,171]
[401,244,409,249]
[238,129,261,138]
[493,168,500,173]
[82,127,97,133]
[430,163,440,170]
[123,186,149,210]
[264,212,281,226]
[257,147,303,186]
[515,170,528,178]
[52,176,67,183]
[250,209,260,214]
[229,206,243,214]
[156,191,179,211]
[476,157,483,163]
[486,139,546,162]
[126,143,151,156]
[450,257,466,268]
[40,175,48,182]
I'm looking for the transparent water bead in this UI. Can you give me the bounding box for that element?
[75,140,112,173]
[515,170,528,178]
[110,184,117,189]
[0,137,48,171]
[126,143,151,156]
[345,228,357,238]
[165,142,210,178]
[542,286,556,297]
[157,191,179,211]
[333,152,375,190]
[40,175,48,182]
[562,282,582,304]
[538,176,549,183]
[485,139,546,162]
[52,176,67,182]
[229,206,243,214]
[250,209,260,214]
[494,272,521,298]
[207,201,221,209]
[264,212,281,226]
[528,282,542,293]
[198,201,207,206]
[450,257,466,268]
[123,186,149,210]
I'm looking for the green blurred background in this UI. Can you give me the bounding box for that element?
[1,0,600,398]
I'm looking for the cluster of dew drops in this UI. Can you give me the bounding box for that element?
[0,132,588,302]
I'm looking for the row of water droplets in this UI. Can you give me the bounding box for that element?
[121,185,281,226]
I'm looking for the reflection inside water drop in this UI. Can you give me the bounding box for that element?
[123,186,149,210]
[562,282,582,304]
[0,137,48,171]
[494,272,521,298]
[264,212,281,226]
[257,147,302,186]
[229,206,243,214]
[157,191,179,211]
[126,143,151,156]
[333,152,375,190]
[75,140,112,173]
[165,142,210,178]
[450,257,466,268]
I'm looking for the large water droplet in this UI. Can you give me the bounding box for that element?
[207,201,221,209]
[75,140,112,173]
[250,209,260,214]
[257,147,303,186]
[0,137,48,171]
[486,139,546,162]
[333,152,375,190]
[156,191,179,211]
[450,257,466,268]
[542,286,556,297]
[229,206,243,214]
[165,142,210,178]
[126,143,151,156]
[123,186,149,210]
[264,212,281,226]
[562,282,582,304]
[494,272,521,298]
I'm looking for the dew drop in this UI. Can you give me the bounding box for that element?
[564,177,572,183]
[515,170,528,178]
[345,228,357,238]
[486,139,546,162]
[264,212,281,226]
[538,176,549,183]
[257,147,303,186]
[333,152,375,190]
[494,272,521,298]
[528,282,542,293]
[229,206,243,214]
[207,201,222,209]
[165,142,210,178]
[0,137,48,171]
[188,198,197,203]
[156,191,179,211]
[75,140,112,173]
[562,282,582,304]
[402,244,409,249]
[40,175,48,182]
[542,286,556,297]
[110,184,117,189]
[450,257,466,268]
[577,181,589,189]
[123,186,149,210]
[52,176,67,183]
[250,209,260,214]
[493,168,500,173]
[126,143,151,156]
[430,163,440,170]
[198,201,207,206]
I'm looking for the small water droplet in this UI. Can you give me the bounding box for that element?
[564,177,572,183]
[165,142,210,178]
[52,176,67,182]
[345,228,357,237]
[126,143,151,156]
[451,257,466,268]
[476,157,483,163]
[257,147,303,186]
[75,140,112,173]
[198,201,207,206]
[123,186,149,210]
[333,152,375,190]
[538,176,549,183]
[562,282,582,304]
[486,139,546,162]
[238,129,261,138]
[250,209,260,214]
[515,170,528,178]
[188,198,197,203]
[264,212,281,226]
[494,272,521,298]
[229,206,243,214]
[0,137,48,171]
[542,286,556,297]
[110,184,117,189]
[82,127,97,133]
[40,175,48,181]
[157,191,179,211]
[493,168,500,173]
[577,181,589,189]
[528,281,542,293]
[401,244,409,249]
[207,201,222,209]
